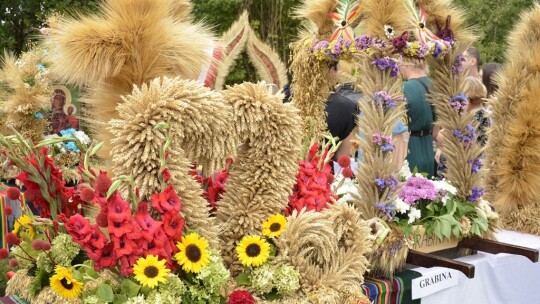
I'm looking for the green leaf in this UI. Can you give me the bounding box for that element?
[113,294,127,304]
[106,180,123,198]
[90,142,104,156]
[452,225,462,238]
[120,279,141,298]
[97,284,115,303]
[236,272,252,286]
[263,289,281,300]
[440,219,452,239]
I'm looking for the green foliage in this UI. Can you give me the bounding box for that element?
[192,0,302,85]
[454,0,535,63]
[0,0,99,55]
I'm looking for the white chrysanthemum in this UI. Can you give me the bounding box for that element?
[366,217,390,244]
[431,179,457,195]
[332,175,359,204]
[394,197,410,214]
[408,207,421,224]
[75,130,91,145]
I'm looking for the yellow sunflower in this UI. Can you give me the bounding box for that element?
[13,215,35,239]
[133,254,170,289]
[50,265,83,299]
[262,214,287,238]
[175,233,210,273]
[236,235,270,267]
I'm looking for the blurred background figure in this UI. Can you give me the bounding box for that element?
[399,61,435,178]
[481,62,503,98]
[463,47,482,79]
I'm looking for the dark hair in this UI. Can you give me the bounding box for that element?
[481,62,502,97]
[466,47,481,66]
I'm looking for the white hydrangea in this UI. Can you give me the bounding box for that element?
[124,296,147,304]
[408,207,421,224]
[251,264,275,294]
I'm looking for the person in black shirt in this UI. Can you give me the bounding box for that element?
[326,61,358,159]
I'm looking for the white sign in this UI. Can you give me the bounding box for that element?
[411,268,459,299]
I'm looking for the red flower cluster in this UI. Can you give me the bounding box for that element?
[337,154,353,178]
[285,142,337,216]
[228,290,255,304]
[61,177,186,276]
[14,147,77,217]
[190,158,233,212]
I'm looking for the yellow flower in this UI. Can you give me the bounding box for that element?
[50,265,83,299]
[236,235,270,267]
[133,254,170,289]
[262,214,287,238]
[175,233,210,273]
[12,215,35,239]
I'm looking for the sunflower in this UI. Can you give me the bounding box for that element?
[262,214,287,238]
[50,265,83,299]
[236,235,270,267]
[12,215,35,239]
[133,254,170,289]
[175,233,210,273]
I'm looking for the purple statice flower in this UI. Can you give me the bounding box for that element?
[334,37,344,55]
[468,157,483,173]
[452,125,477,147]
[375,178,386,189]
[375,202,396,222]
[373,91,402,109]
[372,57,400,77]
[449,94,468,112]
[451,55,465,75]
[433,42,444,58]
[385,176,399,190]
[372,133,394,151]
[467,187,484,203]
[355,35,373,50]
[416,44,430,58]
[399,176,437,205]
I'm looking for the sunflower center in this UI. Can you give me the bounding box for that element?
[60,278,74,290]
[186,244,202,262]
[246,244,261,257]
[144,266,159,278]
[270,223,281,232]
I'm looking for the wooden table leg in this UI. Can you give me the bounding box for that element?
[406,249,476,278]
[458,238,539,262]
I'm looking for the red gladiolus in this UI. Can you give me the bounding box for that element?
[6,187,20,200]
[228,290,255,304]
[6,271,15,280]
[162,211,185,241]
[8,259,18,268]
[150,185,182,214]
[6,233,20,246]
[94,171,112,195]
[162,168,171,183]
[337,154,351,168]
[112,234,138,257]
[0,249,8,259]
[135,203,161,242]
[93,242,117,271]
[107,194,132,237]
[4,207,13,216]
[64,214,94,244]
[307,142,319,161]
